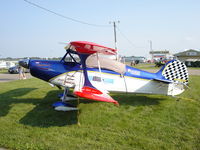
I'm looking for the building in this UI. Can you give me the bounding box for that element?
[149,50,174,62]
[174,49,200,67]
[122,56,147,63]
[174,49,200,62]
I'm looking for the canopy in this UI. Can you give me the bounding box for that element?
[68,41,117,55]
[86,55,126,74]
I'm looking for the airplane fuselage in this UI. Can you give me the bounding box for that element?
[28,60,184,96]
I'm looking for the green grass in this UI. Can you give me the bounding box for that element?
[134,63,157,69]
[187,67,200,70]
[0,69,7,74]
[126,63,161,70]
[0,77,200,150]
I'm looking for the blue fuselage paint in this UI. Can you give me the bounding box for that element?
[125,66,156,80]
[29,59,159,82]
[29,60,80,81]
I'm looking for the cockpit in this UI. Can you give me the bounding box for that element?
[86,54,126,74]
[61,48,126,74]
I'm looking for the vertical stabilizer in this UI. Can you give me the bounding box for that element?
[157,60,189,84]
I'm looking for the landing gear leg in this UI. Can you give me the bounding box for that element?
[52,87,78,111]
[61,87,77,102]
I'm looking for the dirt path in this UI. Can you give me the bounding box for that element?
[0,73,32,82]
[187,69,200,75]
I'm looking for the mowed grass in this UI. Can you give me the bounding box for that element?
[126,63,156,70]
[0,77,200,150]
[0,69,7,74]
[126,63,162,72]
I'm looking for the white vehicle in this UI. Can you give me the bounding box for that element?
[0,61,15,69]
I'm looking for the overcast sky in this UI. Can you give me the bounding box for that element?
[0,0,200,58]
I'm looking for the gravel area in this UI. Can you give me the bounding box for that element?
[0,73,32,82]
[187,69,200,75]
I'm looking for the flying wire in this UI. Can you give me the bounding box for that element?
[23,0,111,27]
[23,0,146,51]
[116,26,145,49]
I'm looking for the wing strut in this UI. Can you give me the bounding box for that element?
[73,53,119,105]
[96,53,103,83]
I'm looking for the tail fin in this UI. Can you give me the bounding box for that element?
[157,60,189,84]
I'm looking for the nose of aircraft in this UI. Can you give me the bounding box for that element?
[19,59,30,69]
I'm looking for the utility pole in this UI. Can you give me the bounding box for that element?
[149,40,153,62]
[109,21,120,60]
[149,40,152,51]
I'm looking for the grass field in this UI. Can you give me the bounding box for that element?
[0,69,7,74]
[125,63,156,69]
[127,63,200,70]
[0,77,200,150]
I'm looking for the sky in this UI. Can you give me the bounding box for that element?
[0,0,200,58]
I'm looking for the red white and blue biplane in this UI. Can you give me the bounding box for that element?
[19,41,189,111]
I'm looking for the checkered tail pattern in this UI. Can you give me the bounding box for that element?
[162,60,189,84]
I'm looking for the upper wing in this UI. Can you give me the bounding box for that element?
[69,41,117,55]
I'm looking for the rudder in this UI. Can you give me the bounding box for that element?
[157,60,189,84]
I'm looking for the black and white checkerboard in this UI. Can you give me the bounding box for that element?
[162,60,189,84]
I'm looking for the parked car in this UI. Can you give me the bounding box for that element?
[8,65,19,74]
[8,65,30,74]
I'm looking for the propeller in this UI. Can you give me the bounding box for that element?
[18,59,30,69]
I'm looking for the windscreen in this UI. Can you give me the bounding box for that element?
[86,54,126,74]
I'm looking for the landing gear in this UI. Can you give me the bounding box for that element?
[59,87,77,102]
[52,87,78,111]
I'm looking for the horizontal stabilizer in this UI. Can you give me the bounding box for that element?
[74,86,119,105]
[153,78,172,83]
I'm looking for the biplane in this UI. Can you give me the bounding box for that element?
[19,41,189,111]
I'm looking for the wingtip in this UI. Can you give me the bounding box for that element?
[113,101,119,106]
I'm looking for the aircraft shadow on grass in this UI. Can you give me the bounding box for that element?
[0,88,165,127]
